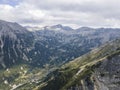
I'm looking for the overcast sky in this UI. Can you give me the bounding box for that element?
[0,0,120,28]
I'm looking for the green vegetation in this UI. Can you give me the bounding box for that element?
[0,64,49,90]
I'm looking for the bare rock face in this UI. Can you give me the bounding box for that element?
[79,55,120,90]
[93,55,120,90]
[0,20,34,68]
[67,55,120,90]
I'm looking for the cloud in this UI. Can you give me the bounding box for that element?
[0,0,120,28]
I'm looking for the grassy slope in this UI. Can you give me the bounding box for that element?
[0,64,49,90]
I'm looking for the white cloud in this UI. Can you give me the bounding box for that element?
[0,0,120,28]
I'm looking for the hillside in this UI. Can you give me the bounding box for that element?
[40,39,120,90]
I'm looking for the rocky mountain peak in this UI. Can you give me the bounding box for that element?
[0,20,28,34]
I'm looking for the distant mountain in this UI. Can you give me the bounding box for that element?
[32,25,120,66]
[50,24,73,31]
[39,24,73,32]
[25,24,73,32]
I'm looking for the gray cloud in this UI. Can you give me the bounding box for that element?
[0,0,120,28]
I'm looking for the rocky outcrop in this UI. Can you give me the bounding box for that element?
[93,55,120,90]
[69,54,120,90]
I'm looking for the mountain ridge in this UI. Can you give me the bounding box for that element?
[40,39,120,90]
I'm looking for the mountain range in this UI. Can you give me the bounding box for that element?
[0,20,120,90]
